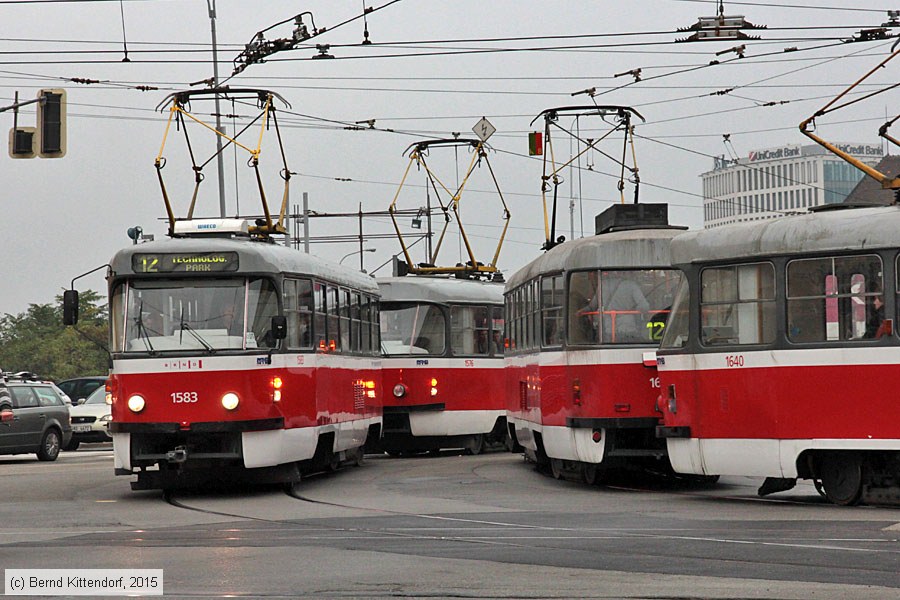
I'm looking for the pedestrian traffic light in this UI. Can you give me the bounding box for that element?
[36,89,66,158]
[8,126,35,158]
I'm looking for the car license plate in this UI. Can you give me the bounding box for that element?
[72,424,92,433]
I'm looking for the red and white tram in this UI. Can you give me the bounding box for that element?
[505,204,685,482]
[378,275,507,455]
[97,219,382,489]
[656,204,900,505]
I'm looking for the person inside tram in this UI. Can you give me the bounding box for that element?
[602,271,650,343]
[143,310,165,336]
[865,291,886,339]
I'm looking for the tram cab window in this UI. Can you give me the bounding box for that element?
[568,269,681,346]
[700,263,775,346]
[380,303,446,356]
[787,255,883,343]
[113,278,280,352]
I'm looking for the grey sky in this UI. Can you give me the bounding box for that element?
[2,0,898,316]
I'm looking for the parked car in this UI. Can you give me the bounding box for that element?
[56,376,107,405]
[64,385,112,451]
[0,376,72,461]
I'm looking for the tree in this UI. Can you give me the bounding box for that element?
[0,290,109,381]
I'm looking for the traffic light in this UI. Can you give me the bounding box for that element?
[8,126,35,158]
[36,88,66,158]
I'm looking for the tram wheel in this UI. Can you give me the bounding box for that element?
[464,434,485,456]
[582,463,601,486]
[550,458,564,480]
[819,453,863,506]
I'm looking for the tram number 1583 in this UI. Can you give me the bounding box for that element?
[171,392,199,403]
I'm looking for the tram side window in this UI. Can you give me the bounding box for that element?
[568,271,597,345]
[700,263,775,346]
[360,296,372,353]
[284,278,313,349]
[491,306,504,355]
[339,289,351,351]
[450,305,490,356]
[787,255,883,343]
[371,301,380,354]
[350,293,361,353]
[541,275,564,347]
[313,282,327,350]
[247,278,280,349]
[660,277,690,349]
[504,293,515,352]
[327,285,340,351]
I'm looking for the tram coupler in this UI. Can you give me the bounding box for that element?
[166,445,188,464]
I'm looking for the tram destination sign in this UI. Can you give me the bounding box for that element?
[132,252,240,273]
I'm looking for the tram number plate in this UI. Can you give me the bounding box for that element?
[725,355,744,368]
[170,392,199,403]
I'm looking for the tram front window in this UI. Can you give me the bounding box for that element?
[568,269,682,345]
[380,303,446,356]
[111,277,279,353]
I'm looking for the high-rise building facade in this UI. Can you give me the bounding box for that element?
[702,142,884,228]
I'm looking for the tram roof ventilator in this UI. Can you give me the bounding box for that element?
[595,203,684,234]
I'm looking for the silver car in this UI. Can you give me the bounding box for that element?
[64,385,112,451]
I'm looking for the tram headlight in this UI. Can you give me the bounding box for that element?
[221,392,240,411]
[127,394,145,413]
[392,383,407,398]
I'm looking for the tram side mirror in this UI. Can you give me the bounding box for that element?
[270,315,287,340]
[63,289,79,326]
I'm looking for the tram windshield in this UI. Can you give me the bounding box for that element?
[380,302,446,356]
[110,277,279,353]
[568,269,682,345]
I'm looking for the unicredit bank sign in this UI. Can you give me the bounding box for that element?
[748,146,801,162]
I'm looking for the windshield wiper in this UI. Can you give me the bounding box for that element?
[135,301,157,355]
[179,308,215,354]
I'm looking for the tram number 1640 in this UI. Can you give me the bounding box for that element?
[725,355,744,368]
[171,392,199,403]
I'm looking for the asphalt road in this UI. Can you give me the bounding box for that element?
[2,445,899,599]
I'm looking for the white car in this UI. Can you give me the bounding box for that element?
[64,386,112,451]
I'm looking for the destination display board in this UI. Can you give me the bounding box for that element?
[131,252,239,273]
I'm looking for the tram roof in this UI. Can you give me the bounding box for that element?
[670,205,900,265]
[505,227,685,290]
[377,276,504,305]
[110,237,380,294]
